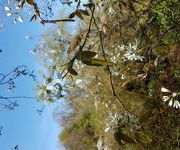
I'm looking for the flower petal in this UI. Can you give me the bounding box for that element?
[168,99,173,106]
[161,87,171,93]
[104,127,110,132]
[162,96,170,102]
[17,15,24,22]
[6,13,12,16]
[172,92,177,97]
[4,7,11,11]
[173,100,180,109]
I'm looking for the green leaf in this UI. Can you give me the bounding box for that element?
[152,45,175,56]
[69,68,78,76]
[114,131,136,145]
[26,0,35,6]
[135,131,152,143]
[114,132,123,146]
[77,51,97,60]
[82,59,113,66]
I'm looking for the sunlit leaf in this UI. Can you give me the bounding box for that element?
[114,131,136,144]
[135,131,152,143]
[77,51,97,60]
[82,59,113,66]
[152,45,175,56]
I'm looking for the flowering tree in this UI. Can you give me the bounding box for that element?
[1,0,180,149]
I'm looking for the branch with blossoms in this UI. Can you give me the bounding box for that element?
[3,0,76,26]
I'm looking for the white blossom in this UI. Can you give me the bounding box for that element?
[104,127,110,132]
[168,99,173,106]
[172,92,177,97]
[17,15,23,22]
[15,6,20,10]
[173,100,180,109]
[161,86,180,109]
[124,52,144,61]
[161,87,171,93]
[75,79,82,85]
[121,74,126,80]
[6,13,12,16]
[123,41,145,61]
[50,50,56,54]
[4,7,11,11]
[162,96,170,102]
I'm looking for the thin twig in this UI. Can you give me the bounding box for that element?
[91,7,131,113]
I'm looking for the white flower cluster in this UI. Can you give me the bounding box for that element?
[123,42,145,61]
[111,41,144,63]
[161,87,180,109]
[104,112,140,133]
[36,79,62,102]
[4,6,24,23]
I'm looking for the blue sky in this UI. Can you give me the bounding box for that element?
[0,3,65,150]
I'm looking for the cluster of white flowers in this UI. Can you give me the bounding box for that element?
[104,112,140,133]
[124,42,145,61]
[36,78,62,102]
[104,112,120,132]
[4,6,24,23]
[161,87,180,109]
[111,41,144,63]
